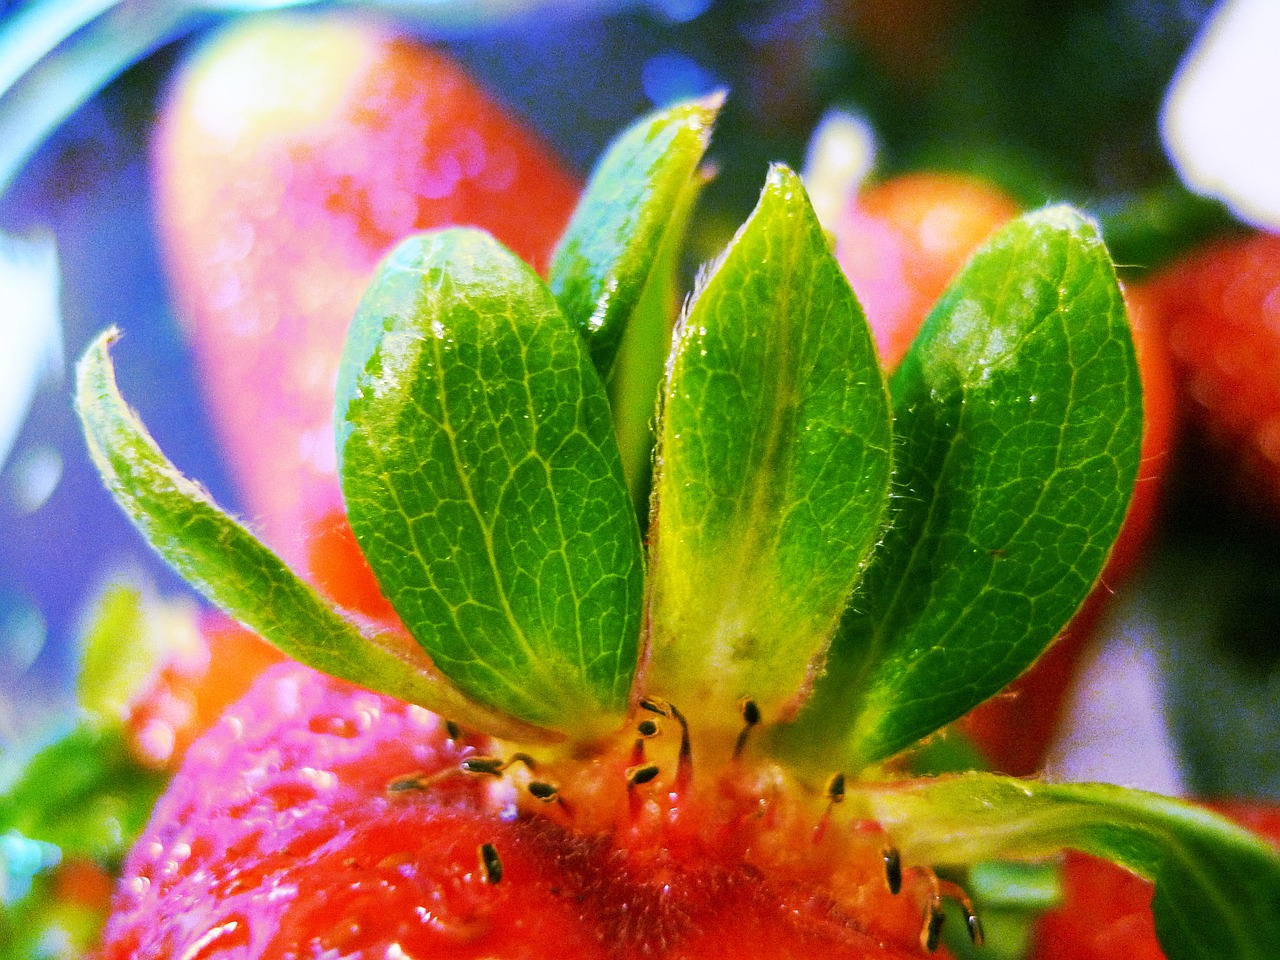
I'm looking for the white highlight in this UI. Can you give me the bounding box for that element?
[1044,600,1187,796]
[0,230,62,472]
[1162,0,1280,229]
[801,109,877,235]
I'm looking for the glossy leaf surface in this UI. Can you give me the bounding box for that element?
[76,332,539,741]
[549,95,719,501]
[549,94,719,379]
[646,166,893,728]
[336,230,643,737]
[778,207,1142,769]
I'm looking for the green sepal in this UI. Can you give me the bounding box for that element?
[549,93,720,380]
[645,165,893,731]
[549,94,720,503]
[75,331,544,742]
[335,230,644,739]
[850,773,1280,960]
[774,206,1142,770]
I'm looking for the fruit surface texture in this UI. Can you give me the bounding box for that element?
[99,663,942,959]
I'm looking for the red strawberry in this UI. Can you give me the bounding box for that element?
[1029,851,1166,960]
[833,171,1021,371]
[1146,232,1280,517]
[152,15,579,563]
[99,662,951,959]
[77,77,1242,960]
[302,498,401,626]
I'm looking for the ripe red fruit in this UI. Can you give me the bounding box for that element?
[1029,852,1165,960]
[302,494,401,627]
[1146,232,1280,516]
[151,15,579,563]
[98,663,955,959]
[833,171,1021,371]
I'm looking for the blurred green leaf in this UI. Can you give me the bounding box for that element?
[76,582,201,728]
[0,724,163,864]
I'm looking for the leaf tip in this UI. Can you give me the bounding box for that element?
[693,86,728,117]
[1028,203,1105,243]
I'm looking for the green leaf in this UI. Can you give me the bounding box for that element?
[335,229,644,739]
[0,724,165,863]
[645,165,893,733]
[76,581,200,727]
[0,719,163,956]
[549,93,719,380]
[75,331,542,742]
[848,773,1280,960]
[776,206,1142,770]
[549,95,720,503]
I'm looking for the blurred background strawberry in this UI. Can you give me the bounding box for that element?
[152,15,580,565]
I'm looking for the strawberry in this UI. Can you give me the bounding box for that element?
[833,171,1021,372]
[77,95,1280,960]
[1145,232,1280,517]
[1029,852,1166,960]
[98,661,945,959]
[302,499,401,626]
[151,14,579,563]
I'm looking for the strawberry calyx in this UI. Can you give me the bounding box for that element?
[381,692,975,956]
[74,96,1280,959]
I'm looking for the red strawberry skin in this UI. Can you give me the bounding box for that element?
[98,663,947,959]
[1149,232,1280,516]
[152,15,579,563]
